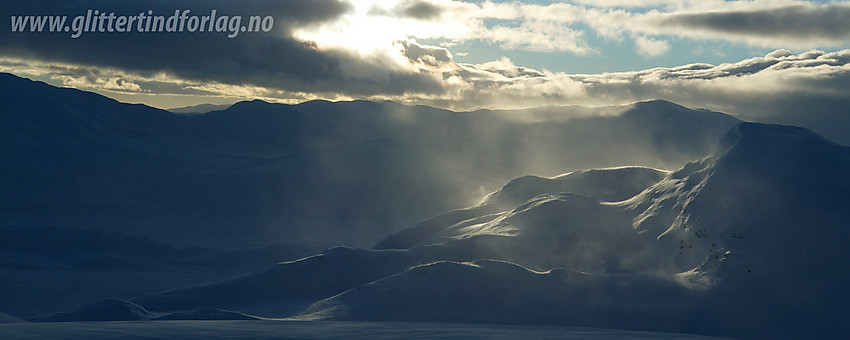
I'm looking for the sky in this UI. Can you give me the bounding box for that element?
[1,0,849,121]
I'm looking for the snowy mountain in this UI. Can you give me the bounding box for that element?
[7,71,845,338]
[0,73,739,248]
[374,166,668,251]
[294,259,696,333]
[116,122,850,339]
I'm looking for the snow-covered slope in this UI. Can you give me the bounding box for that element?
[0,312,26,323]
[483,166,670,207]
[374,166,668,250]
[37,299,157,322]
[295,259,694,333]
[624,123,850,337]
[132,244,502,316]
[132,247,439,315]
[153,309,262,321]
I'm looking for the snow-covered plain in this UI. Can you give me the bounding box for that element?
[2,72,849,339]
[0,320,732,340]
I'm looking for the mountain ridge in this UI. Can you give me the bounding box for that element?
[0,72,741,248]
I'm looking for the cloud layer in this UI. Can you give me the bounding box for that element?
[2,1,850,144]
[4,1,850,99]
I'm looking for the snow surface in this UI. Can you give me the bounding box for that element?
[0,320,732,340]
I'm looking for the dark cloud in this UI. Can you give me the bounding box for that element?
[368,0,447,21]
[395,0,445,21]
[1,1,461,98]
[1,1,350,86]
[655,3,850,42]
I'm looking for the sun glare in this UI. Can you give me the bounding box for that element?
[294,1,406,54]
[293,0,474,56]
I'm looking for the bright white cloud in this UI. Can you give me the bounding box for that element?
[482,21,594,54]
[444,49,850,110]
[635,36,671,57]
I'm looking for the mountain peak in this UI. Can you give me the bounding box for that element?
[718,122,832,150]
[225,99,279,110]
[632,99,681,108]
[714,122,847,163]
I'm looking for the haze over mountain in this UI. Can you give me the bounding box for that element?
[2,72,848,339]
[0,72,739,248]
[167,103,233,115]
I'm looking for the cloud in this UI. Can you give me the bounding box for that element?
[360,1,850,55]
[634,36,670,57]
[394,0,446,20]
[439,48,850,109]
[642,2,850,48]
[482,21,594,54]
[572,0,698,8]
[11,0,846,101]
[361,1,591,53]
[399,40,454,67]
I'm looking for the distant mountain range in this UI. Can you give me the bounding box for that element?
[0,72,740,247]
[167,103,233,115]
